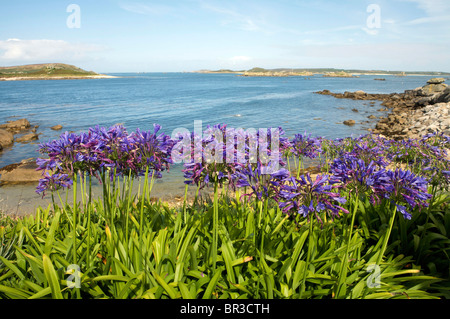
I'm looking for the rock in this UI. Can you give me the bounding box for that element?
[431,87,450,104]
[16,133,39,143]
[51,125,63,130]
[420,83,448,96]
[427,78,445,84]
[351,108,359,112]
[343,120,355,126]
[0,118,31,132]
[0,129,14,148]
[315,81,449,140]
[0,160,43,184]
[343,91,354,98]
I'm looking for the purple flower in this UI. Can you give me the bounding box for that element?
[290,132,322,159]
[233,162,290,200]
[329,155,393,202]
[180,124,289,189]
[36,172,73,198]
[278,173,349,223]
[384,169,432,219]
[35,124,175,197]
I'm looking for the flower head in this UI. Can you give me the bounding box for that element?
[278,173,349,223]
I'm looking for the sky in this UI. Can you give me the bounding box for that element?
[1,0,450,73]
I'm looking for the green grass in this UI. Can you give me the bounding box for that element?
[0,63,98,78]
[0,175,448,299]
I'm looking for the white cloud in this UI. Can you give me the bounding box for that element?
[398,0,450,25]
[199,2,269,33]
[402,0,450,16]
[0,39,105,62]
[402,14,450,26]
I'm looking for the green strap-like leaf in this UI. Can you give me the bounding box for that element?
[42,254,64,299]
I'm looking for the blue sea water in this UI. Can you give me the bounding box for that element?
[0,72,430,168]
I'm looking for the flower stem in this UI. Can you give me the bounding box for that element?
[376,205,398,267]
[299,213,314,298]
[72,173,78,266]
[335,195,359,298]
[212,176,219,270]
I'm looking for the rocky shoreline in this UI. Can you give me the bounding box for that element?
[315,77,450,139]
[0,118,65,184]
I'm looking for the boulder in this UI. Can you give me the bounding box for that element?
[51,125,63,130]
[343,120,355,126]
[420,83,448,96]
[0,118,30,132]
[427,78,445,84]
[0,129,14,148]
[431,87,450,104]
[16,133,39,143]
[0,160,43,183]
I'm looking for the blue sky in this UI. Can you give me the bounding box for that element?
[1,0,450,72]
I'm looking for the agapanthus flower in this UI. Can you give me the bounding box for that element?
[180,124,288,189]
[290,132,323,159]
[278,173,349,224]
[35,124,175,197]
[180,124,237,189]
[328,154,394,206]
[384,168,432,220]
[128,124,176,178]
[233,162,290,200]
[36,172,73,198]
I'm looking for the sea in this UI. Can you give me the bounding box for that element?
[0,72,434,215]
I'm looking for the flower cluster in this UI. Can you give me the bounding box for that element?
[277,173,349,223]
[35,122,444,222]
[180,124,289,189]
[328,154,432,219]
[290,132,322,159]
[385,168,432,219]
[233,163,290,200]
[35,172,73,198]
[36,124,175,197]
[329,155,391,197]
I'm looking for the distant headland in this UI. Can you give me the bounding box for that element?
[0,63,116,81]
[194,67,450,78]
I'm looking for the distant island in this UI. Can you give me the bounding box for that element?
[0,63,116,81]
[194,67,450,78]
